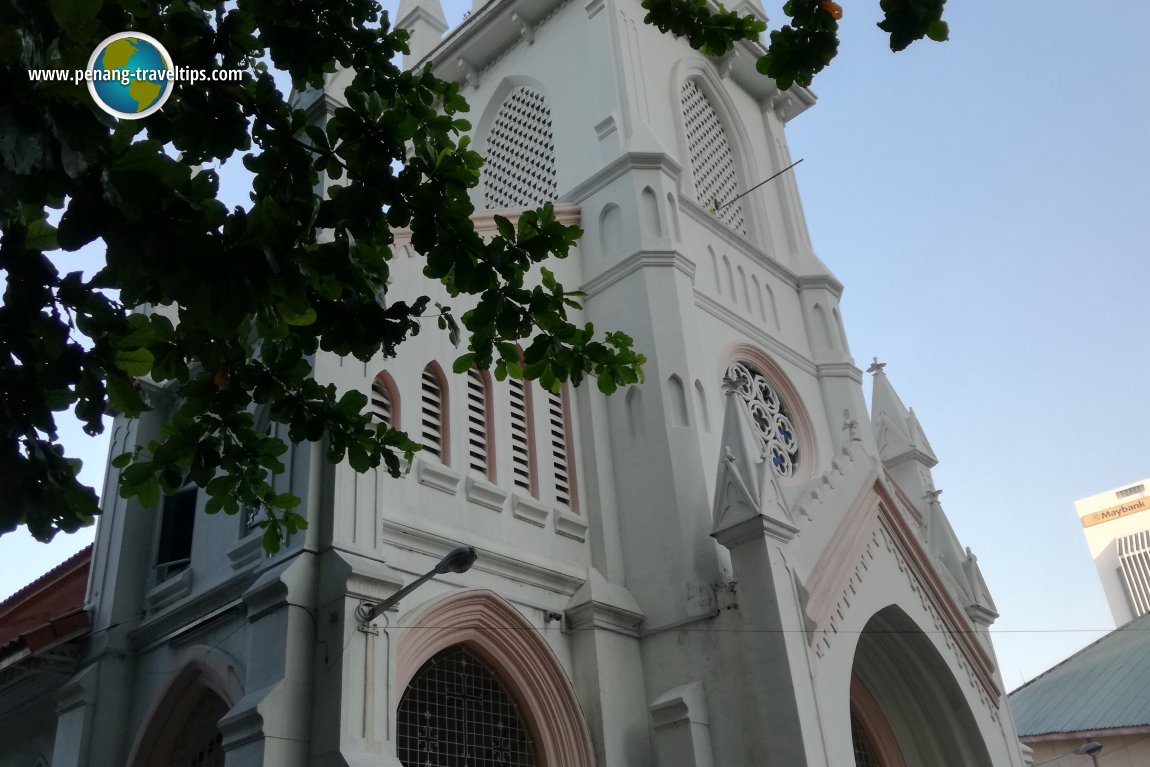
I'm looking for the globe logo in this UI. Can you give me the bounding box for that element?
[86,33,174,120]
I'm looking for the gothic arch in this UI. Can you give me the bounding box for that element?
[721,342,818,482]
[396,590,596,767]
[669,59,764,240]
[126,646,243,767]
[371,370,401,429]
[476,77,558,210]
[849,606,992,767]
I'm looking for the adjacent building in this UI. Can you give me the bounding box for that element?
[0,0,1034,763]
[1075,479,1150,625]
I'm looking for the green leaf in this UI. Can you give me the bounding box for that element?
[113,348,155,376]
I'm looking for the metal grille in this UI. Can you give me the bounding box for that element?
[547,389,572,509]
[397,646,537,767]
[1118,529,1150,617]
[851,711,884,767]
[467,371,490,477]
[724,361,799,478]
[680,78,746,234]
[509,379,533,493]
[1118,484,1145,499]
[483,87,557,209]
[422,367,444,461]
[166,691,227,767]
[372,376,393,427]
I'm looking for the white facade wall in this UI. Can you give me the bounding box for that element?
[1076,479,1150,625]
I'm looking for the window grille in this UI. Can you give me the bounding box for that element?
[851,710,885,767]
[372,376,394,427]
[397,646,537,767]
[166,691,227,767]
[1117,484,1145,499]
[422,366,445,462]
[547,389,573,509]
[467,371,491,477]
[724,361,799,478]
[1118,530,1150,618]
[509,378,534,493]
[680,78,746,234]
[156,487,197,581]
[483,86,557,209]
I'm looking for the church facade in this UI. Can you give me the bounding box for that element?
[2,0,1034,764]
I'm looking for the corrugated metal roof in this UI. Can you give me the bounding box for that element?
[1009,612,1150,736]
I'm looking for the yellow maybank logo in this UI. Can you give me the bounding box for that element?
[1081,497,1150,528]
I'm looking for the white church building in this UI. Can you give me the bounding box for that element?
[0,0,1035,763]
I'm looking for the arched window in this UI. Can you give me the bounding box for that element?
[508,378,535,495]
[466,370,495,480]
[397,646,537,766]
[680,78,746,234]
[725,360,800,478]
[371,371,400,429]
[421,364,449,464]
[483,86,556,209]
[547,387,576,511]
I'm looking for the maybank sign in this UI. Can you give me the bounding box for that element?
[1082,497,1150,528]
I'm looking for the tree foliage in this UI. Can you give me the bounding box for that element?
[0,0,945,551]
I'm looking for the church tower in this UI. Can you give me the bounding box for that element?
[27,0,1033,765]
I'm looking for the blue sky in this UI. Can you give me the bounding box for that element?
[3,0,1147,690]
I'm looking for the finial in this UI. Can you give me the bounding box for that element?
[866,357,886,375]
[925,488,943,503]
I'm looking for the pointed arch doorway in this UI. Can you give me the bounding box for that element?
[850,606,993,767]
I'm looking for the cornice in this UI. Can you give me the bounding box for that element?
[694,292,817,378]
[580,249,695,298]
[678,195,800,288]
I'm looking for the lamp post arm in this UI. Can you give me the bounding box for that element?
[359,568,438,625]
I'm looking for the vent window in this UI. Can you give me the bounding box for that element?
[509,378,535,494]
[483,86,557,209]
[371,372,399,428]
[421,365,448,464]
[467,370,494,479]
[548,388,575,510]
[680,78,746,235]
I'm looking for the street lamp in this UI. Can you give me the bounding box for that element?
[357,545,478,625]
[1072,740,1102,767]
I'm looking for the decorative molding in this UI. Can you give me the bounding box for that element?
[465,475,508,511]
[580,249,696,298]
[553,509,588,542]
[678,195,799,287]
[416,458,461,495]
[132,570,257,651]
[564,568,644,637]
[562,151,683,205]
[512,493,549,527]
[227,533,265,571]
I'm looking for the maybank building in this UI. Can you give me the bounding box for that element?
[1078,479,1150,624]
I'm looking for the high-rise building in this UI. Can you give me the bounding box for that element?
[0,0,1034,764]
[1076,479,1150,625]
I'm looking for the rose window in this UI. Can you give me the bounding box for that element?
[725,361,800,478]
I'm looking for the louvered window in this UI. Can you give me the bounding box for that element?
[371,374,396,427]
[421,366,447,463]
[483,86,557,209]
[1118,530,1150,618]
[548,389,575,510]
[680,78,746,235]
[467,370,493,478]
[509,378,534,494]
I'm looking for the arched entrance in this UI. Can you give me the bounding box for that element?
[396,590,595,767]
[850,606,992,766]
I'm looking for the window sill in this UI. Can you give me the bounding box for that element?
[466,476,507,512]
[512,494,549,528]
[417,458,461,495]
[554,509,588,542]
[145,566,193,612]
